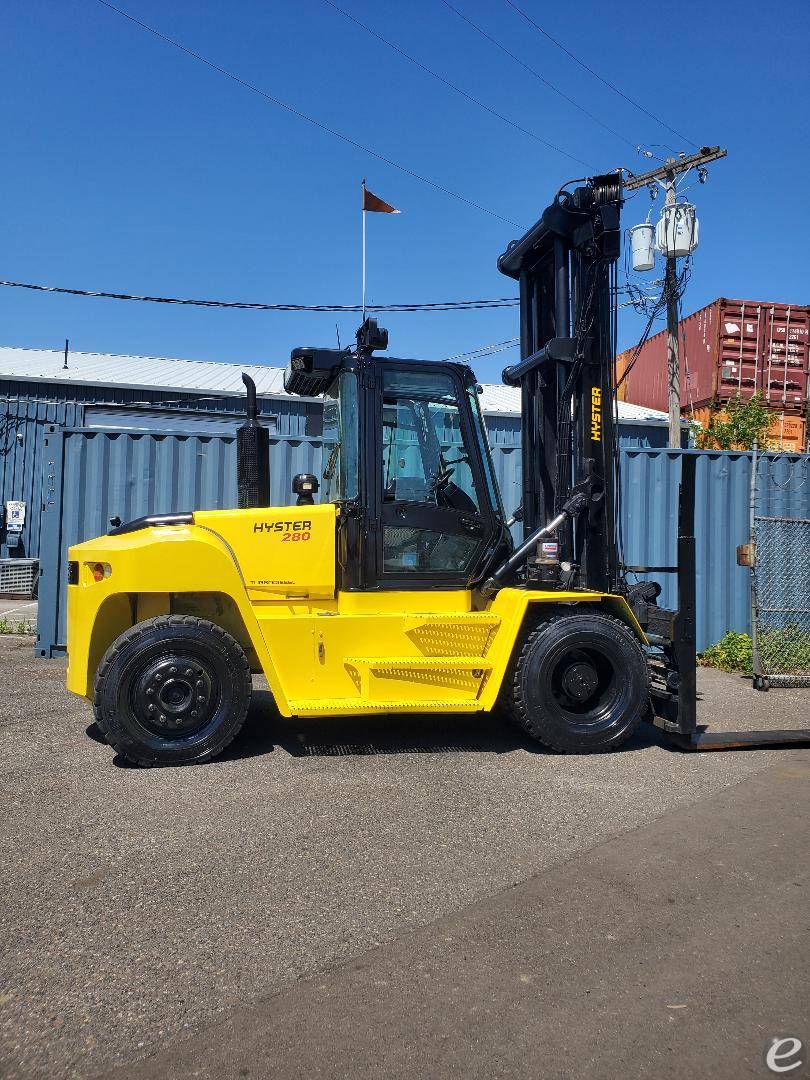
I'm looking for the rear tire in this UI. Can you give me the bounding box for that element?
[506,609,649,754]
[93,615,252,767]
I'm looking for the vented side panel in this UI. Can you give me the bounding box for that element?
[237,425,270,508]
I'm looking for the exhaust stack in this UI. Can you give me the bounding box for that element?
[237,373,270,509]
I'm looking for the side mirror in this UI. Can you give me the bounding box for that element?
[292,473,319,506]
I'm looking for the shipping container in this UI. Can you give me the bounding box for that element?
[34,431,810,657]
[617,299,810,412]
[690,404,807,453]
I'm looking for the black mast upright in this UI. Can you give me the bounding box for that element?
[498,174,622,593]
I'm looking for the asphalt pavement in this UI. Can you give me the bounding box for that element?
[1,635,808,1079]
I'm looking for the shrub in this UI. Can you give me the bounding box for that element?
[698,632,753,673]
[693,393,774,451]
[699,628,810,676]
[758,627,810,675]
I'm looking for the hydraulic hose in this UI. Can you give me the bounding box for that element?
[481,492,587,596]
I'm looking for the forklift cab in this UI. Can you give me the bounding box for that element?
[286,340,510,592]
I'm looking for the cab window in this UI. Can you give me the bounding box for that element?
[379,367,491,578]
[321,371,359,502]
[381,370,480,514]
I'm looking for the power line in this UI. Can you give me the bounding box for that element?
[92,0,523,229]
[439,0,637,150]
[0,279,520,312]
[321,0,592,168]
[445,337,520,361]
[503,0,699,150]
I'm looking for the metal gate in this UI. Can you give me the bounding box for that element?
[750,450,810,688]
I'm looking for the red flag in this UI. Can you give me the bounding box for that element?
[362,186,401,214]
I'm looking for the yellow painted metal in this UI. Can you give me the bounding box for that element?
[195,504,336,600]
[66,506,644,720]
[65,522,288,707]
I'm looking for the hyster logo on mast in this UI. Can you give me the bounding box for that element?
[591,386,602,442]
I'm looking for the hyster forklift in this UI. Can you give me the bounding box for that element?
[66,172,706,766]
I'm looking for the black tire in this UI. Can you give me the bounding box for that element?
[506,609,649,754]
[93,615,252,767]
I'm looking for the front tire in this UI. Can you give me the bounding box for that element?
[93,616,252,767]
[506,609,649,754]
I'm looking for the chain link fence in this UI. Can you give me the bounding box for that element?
[751,452,810,689]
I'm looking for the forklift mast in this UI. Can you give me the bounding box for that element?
[498,174,623,595]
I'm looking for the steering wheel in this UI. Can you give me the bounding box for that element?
[430,466,456,494]
[430,450,470,495]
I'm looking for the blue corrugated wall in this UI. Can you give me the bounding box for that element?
[36,427,324,655]
[1,381,321,559]
[2,379,671,561]
[33,416,810,657]
[0,397,84,559]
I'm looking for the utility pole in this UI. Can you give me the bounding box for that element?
[664,176,680,448]
[625,146,727,448]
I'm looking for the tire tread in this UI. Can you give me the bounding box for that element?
[503,609,648,754]
[93,615,252,767]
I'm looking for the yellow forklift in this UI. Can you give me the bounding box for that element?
[66,173,787,766]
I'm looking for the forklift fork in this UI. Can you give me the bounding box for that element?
[641,455,810,750]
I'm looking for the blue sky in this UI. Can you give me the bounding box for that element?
[2,0,809,382]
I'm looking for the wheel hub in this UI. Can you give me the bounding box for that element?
[560,660,599,702]
[132,655,215,736]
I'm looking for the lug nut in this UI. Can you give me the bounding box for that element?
[185,668,193,676]
[198,694,205,703]
[155,674,163,682]
[159,714,166,723]
[146,687,154,696]
[196,679,204,689]
[147,704,155,713]
[191,709,198,718]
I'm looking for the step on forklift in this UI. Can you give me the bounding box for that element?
[66,173,806,766]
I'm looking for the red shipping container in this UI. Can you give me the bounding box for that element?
[618,298,809,412]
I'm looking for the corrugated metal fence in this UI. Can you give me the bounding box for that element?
[3,382,675,562]
[34,422,810,658]
[0,398,84,559]
[36,426,322,655]
[0,384,320,559]
[620,450,810,650]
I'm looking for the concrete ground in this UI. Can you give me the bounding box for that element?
[1,635,808,1079]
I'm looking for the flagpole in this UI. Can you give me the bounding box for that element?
[361,178,366,321]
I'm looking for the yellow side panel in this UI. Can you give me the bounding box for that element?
[254,587,644,717]
[194,504,336,600]
[255,592,499,709]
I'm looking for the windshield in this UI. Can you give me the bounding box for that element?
[380,368,498,516]
[321,371,359,502]
[467,384,503,516]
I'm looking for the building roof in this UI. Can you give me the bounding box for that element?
[475,381,668,423]
[0,344,290,398]
[0,344,669,422]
